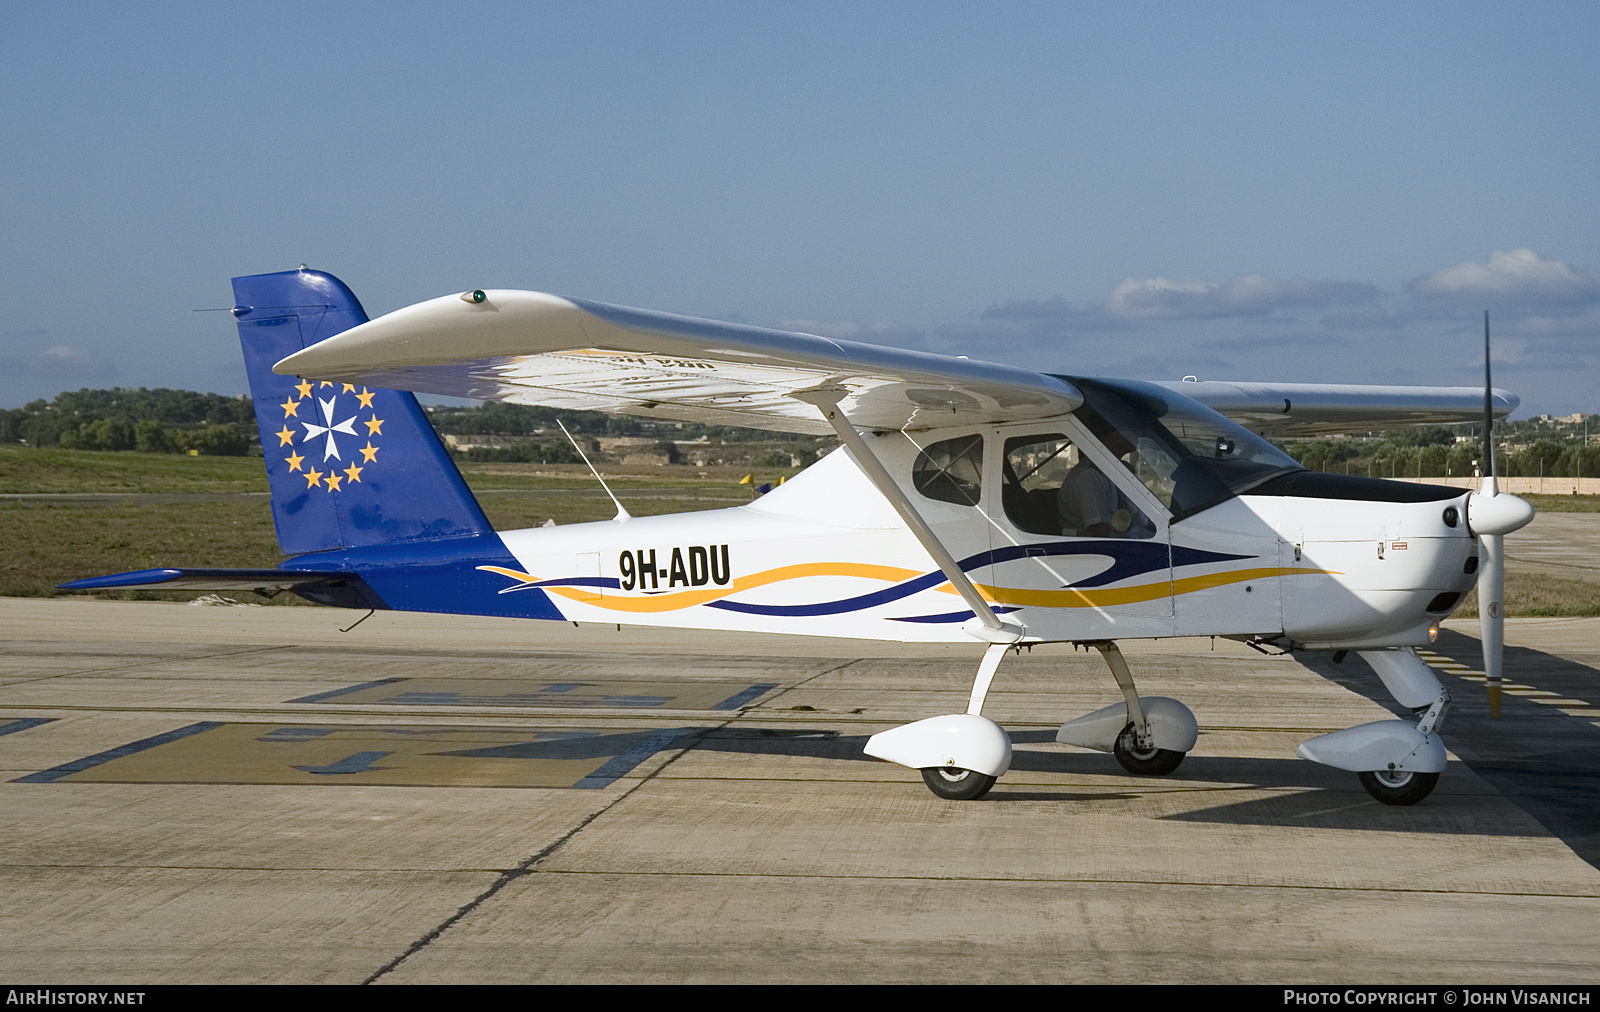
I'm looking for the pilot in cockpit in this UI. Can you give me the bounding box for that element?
[1056,426,1152,539]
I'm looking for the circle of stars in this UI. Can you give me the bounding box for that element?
[277,380,383,492]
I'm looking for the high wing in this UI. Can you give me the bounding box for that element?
[1154,379,1519,437]
[272,290,1082,433]
[270,287,1518,437]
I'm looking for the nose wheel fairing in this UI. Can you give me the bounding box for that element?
[1297,647,1452,805]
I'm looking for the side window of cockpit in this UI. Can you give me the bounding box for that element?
[1002,433,1155,539]
[913,434,983,506]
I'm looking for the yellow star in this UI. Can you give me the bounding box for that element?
[281,397,300,417]
[363,415,384,436]
[319,380,333,388]
[275,426,295,447]
[342,383,356,393]
[359,442,379,463]
[325,473,343,492]
[304,467,323,488]
[295,379,313,399]
[355,387,375,409]
[343,463,363,484]
[286,451,304,472]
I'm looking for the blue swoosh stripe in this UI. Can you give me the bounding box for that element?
[532,576,622,589]
[708,569,951,617]
[706,542,1252,618]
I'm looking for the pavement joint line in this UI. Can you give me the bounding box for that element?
[0,862,519,872]
[0,704,1350,733]
[726,657,864,711]
[361,708,748,984]
[517,868,1600,899]
[1291,799,1383,819]
[0,702,860,721]
[0,863,1592,900]
[0,643,295,686]
[358,665,1019,980]
[634,778,1402,798]
[1502,553,1600,572]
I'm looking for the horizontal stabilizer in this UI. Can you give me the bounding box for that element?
[58,568,384,609]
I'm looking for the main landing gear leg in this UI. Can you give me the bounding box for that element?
[1055,640,1199,776]
[864,643,1014,800]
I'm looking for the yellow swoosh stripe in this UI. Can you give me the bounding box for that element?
[476,561,924,613]
[480,562,1339,616]
[972,566,1336,608]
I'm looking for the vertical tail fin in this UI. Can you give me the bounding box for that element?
[232,268,492,556]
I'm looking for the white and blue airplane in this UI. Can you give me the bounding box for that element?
[64,268,1535,805]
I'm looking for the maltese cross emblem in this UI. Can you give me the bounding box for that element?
[277,380,384,492]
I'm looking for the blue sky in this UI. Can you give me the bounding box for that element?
[3,2,1597,414]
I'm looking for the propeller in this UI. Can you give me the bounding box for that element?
[1468,311,1535,716]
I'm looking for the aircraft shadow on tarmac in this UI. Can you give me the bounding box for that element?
[676,727,1552,834]
[437,633,1598,857]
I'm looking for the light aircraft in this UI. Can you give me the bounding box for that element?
[63,269,1536,805]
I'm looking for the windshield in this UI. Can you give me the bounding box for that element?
[1056,376,1305,519]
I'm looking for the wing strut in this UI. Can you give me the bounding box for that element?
[793,388,1021,642]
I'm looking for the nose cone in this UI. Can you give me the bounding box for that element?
[1468,491,1535,536]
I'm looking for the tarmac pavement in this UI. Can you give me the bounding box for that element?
[1,597,1598,984]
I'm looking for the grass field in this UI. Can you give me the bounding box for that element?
[4,445,1597,615]
[0,446,778,601]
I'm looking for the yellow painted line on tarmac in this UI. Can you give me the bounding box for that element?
[1420,651,1600,722]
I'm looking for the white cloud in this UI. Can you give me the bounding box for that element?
[1408,249,1600,304]
[1516,306,1600,337]
[1104,273,1379,319]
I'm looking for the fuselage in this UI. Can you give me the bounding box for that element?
[466,426,1476,648]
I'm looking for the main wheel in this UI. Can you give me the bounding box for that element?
[920,766,997,800]
[1113,723,1186,776]
[1357,769,1439,806]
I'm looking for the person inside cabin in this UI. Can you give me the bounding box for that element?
[1056,426,1149,538]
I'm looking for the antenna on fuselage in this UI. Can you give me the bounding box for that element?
[557,418,631,521]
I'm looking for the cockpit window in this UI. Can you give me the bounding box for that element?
[1002,434,1155,538]
[1061,377,1304,519]
[913,433,983,506]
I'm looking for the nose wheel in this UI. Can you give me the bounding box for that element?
[920,766,997,800]
[1358,768,1439,806]
[1113,723,1186,776]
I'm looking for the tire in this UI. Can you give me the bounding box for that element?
[1357,769,1439,806]
[920,766,997,800]
[1113,723,1186,776]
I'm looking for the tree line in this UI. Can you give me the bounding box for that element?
[0,388,829,463]
[6,387,1594,477]
[1283,421,1600,480]
[1,388,257,455]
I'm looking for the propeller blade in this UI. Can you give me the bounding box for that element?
[1479,532,1504,717]
[1483,310,1498,497]
[1472,310,1538,716]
